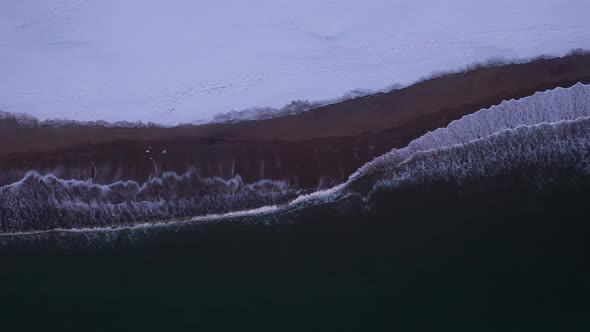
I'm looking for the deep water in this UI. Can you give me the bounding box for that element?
[1,83,589,331]
[1,175,589,331]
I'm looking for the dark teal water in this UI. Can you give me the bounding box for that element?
[1,179,589,331]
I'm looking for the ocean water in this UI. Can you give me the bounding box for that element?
[1,84,590,330]
[1,165,589,330]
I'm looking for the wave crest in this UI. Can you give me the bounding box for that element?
[0,170,298,233]
[371,117,590,192]
[350,83,590,182]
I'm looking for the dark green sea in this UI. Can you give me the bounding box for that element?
[1,177,589,331]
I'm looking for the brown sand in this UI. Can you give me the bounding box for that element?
[1,54,589,186]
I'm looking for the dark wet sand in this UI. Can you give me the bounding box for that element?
[1,54,590,186]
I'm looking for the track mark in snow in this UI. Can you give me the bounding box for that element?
[15,0,102,31]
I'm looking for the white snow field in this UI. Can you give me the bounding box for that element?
[1,0,589,125]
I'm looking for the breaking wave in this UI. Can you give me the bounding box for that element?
[0,170,298,233]
[349,83,590,182]
[368,117,590,192]
[287,83,590,206]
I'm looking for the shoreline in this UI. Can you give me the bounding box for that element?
[1,54,590,188]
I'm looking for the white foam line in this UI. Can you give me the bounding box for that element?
[0,205,283,238]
